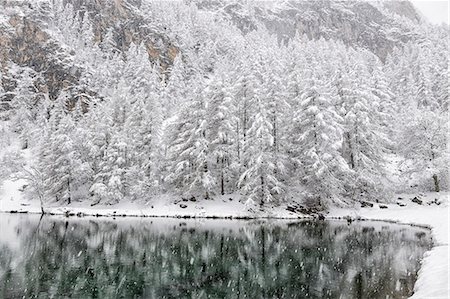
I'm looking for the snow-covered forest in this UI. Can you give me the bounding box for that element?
[0,0,448,210]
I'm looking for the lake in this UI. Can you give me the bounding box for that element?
[0,214,432,299]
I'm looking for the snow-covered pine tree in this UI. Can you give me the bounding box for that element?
[162,54,187,116]
[285,44,307,175]
[39,93,75,204]
[384,47,415,109]
[262,54,290,158]
[261,53,290,198]
[293,74,348,206]
[79,13,95,49]
[205,71,237,195]
[87,100,113,205]
[371,65,395,137]
[427,39,448,111]
[415,60,437,110]
[165,76,215,199]
[103,133,129,204]
[232,55,259,176]
[144,63,165,189]
[67,121,94,202]
[10,67,42,149]
[125,44,165,197]
[237,56,284,206]
[0,72,6,115]
[123,93,154,200]
[89,79,130,204]
[89,29,125,99]
[341,60,390,200]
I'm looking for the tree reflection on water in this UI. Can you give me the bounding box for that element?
[0,215,432,299]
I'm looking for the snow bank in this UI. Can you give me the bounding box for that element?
[0,190,307,219]
[410,246,449,299]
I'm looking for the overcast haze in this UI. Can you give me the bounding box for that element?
[412,0,449,24]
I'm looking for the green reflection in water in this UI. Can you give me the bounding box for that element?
[0,215,432,299]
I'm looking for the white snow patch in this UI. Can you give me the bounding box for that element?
[410,246,449,299]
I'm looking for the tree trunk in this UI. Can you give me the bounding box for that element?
[236,121,240,161]
[347,132,355,169]
[204,160,210,199]
[273,113,277,153]
[260,174,264,207]
[67,179,71,204]
[39,192,45,214]
[22,138,28,150]
[221,163,224,196]
[433,174,440,192]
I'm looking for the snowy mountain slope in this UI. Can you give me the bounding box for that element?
[0,0,178,103]
[193,0,425,61]
[0,0,432,95]
[0,0,448,209]
[0,0,443,106]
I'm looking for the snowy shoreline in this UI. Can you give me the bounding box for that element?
[329,194,449,299]
[0,192,448,299]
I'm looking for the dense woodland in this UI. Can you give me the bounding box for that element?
[0,1,448,209]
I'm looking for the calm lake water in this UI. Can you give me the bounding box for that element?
[0,214,432,299]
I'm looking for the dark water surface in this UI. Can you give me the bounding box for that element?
[0,214,432,299]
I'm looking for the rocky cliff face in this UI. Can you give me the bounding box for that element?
[1,14,81,100]
[60,0,179,65]
[0,0,178,102]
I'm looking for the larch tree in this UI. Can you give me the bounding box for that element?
[87,100,113,205]
[165,77,215,199]
[205,70,238,195]
[415,62,436,110]
[10,67,42,149]
[238,56,284,206]
[232,55,260,176]
[39,93,74,204]
[293,75,349,206]
[341,60,390,200]
[162,54,187,116]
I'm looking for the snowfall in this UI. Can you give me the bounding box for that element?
[1,171,448,299]
[0,126,449,299]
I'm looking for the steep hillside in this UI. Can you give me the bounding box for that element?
[0,0,178,103]
[0,0,430,93]
[194,0,425,60]
[0,0,448,209]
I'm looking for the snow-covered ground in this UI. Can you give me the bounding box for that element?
[0,176,448,298]
[0,188,307,218]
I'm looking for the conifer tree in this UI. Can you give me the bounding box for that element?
[165,78,214,199]
[238,57,284,206]
[205,72,237,195]
[293,76,348,205]
[341,61,390,199]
